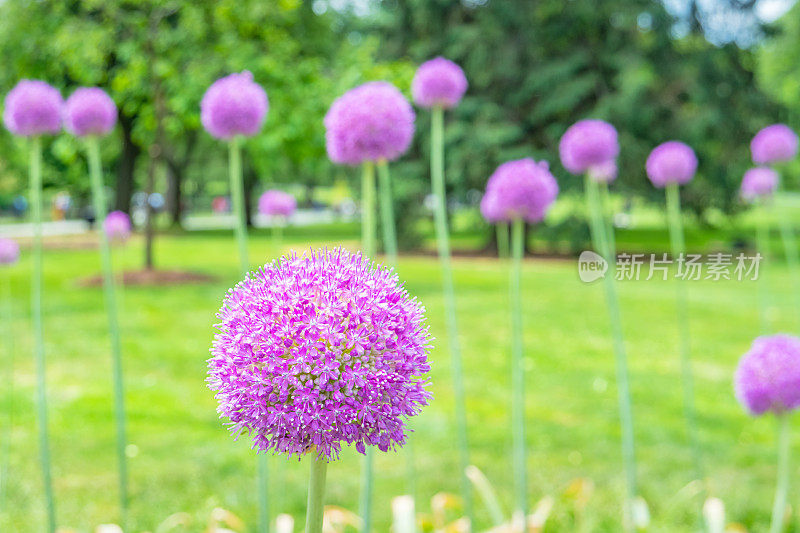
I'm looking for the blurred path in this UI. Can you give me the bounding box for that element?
[0,220,89,238]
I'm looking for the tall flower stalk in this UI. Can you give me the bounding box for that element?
[735,335,800,533]
[325,80,415,532]
[202,71,270,532]
[208,248,432,533]
[377,159,398,263]
[481,158,558,524]
[750,125,800,333]
[645,141,703,487]
[258,190,296,256]
[65,86,129,524]
[3,79,62,532]
[411,56,471,525]
[560,120,637,528]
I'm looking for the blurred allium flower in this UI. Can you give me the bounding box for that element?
[0,238,20,265]
[479,190,502,224]
[740,167,778,202]
[411,57,468,109]
[324,81,415,165]
[104,210,132,242]
[587,160,618,183]
[735,334,800,416]
[201,71,269,140]
[208,248,432,459]
[64,87,117,137]
[645,141,698,188]
[558,120,619,176]
[482,159,559,223]
[751,124,799,165]
[2,80,62,136]
[258,190,297,218]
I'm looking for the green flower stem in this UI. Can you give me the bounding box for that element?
[360,160,377,533]
[664,183,703,485]
[431,105,472,528]
[496,223,509,259]
[598,182,616,255]
[87,137,129,526]
[377,159,398,263]
[775,184,800,329]
[304,457,328,533]
[29,137,56,533]
[584,175,636,529]
[509,217,527,519]
[770,414,791,533]
[755,199,772,334]
[272,220,284,256]
[228,138,249,275]
[0,273,15,512]
[227,138,269,533]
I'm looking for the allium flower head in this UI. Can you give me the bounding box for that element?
[479,189,503,224]
[587,160,618,183]
[411,57,468,109]
[3,80,62,137]
[104,210,132,242]
[558,120,620,176]
[0,238,20,265]
[740,167,778,203]
[324,81,415,165]
[735,334,800,416]
[201,71,269,140]
[208,247,432,459]
[64,87,117,137]
[751,124,799,165]
[258,190,297,218]
[645,141,698,188]
[483,159,559,223]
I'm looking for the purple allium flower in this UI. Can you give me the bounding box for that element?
[483,159,559,223]
[587,159,618,184]
[740,167,779,202]
[558,120,620,176]
[479,190,503,224]
[104,210,132,242]
[0,238,20,265]
[258,190,297,218]
[751,124,799,165]
[3,80,62,137]
[324,81,415,166]
[645,141,698,188]
[735,334,800,416]
[207,248,432,459]
[64,87,117,137]
[411,57,468,109]
[201,71,269,140]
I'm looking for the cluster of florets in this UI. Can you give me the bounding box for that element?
[104,211,132,242]
[558,119,620,179]
[480,159,559,224]
[258,190,297,218]
[64,87,118,137]
[735,334,800,416]
[740,167,778,203]
[751,124,798,165]
[0,238,20,265]
[208,248,432,459]
[411,57,468,109]
[201,71,269,140]
[3,80,63,137]
[324,81,415,165]
[645,141,698,188]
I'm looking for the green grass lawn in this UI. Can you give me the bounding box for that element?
[1,224,799,532]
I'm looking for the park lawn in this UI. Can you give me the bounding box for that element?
[0,225,798,532]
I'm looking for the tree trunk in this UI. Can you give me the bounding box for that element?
[115,112,139,214]
[165,161,183,227]
[244,157,257,228]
